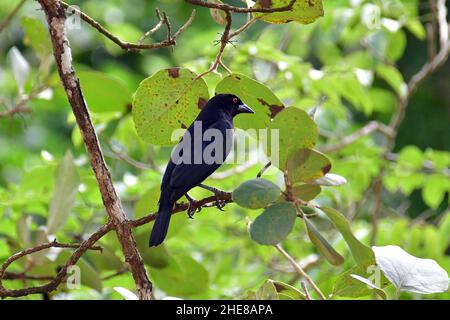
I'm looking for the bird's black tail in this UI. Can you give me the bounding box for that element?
[149,199,173,247]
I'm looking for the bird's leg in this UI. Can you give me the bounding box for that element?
[185,193,200,219]
[198,184,226,211]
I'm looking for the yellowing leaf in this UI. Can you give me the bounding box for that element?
[253,0,324,25]
[132,68,209,146]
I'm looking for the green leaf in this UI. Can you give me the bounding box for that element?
[266,107,318,168]
[320,207,375,267]
[303,217,344,265]
[333,266,388,298]
[253,0,324,24]
[78,70,131,113]
[215,73,285,131]
[209,0,227,25]
[47,151,80,234]
[386,30,406,62]
[292,184,321,201]
[133,187,160,218]
[422,174,449,209]
[256,280,279,300]
[135,231,170,268]
[286,148,331,183]
[376,64,405,97]
[86,246,123,271]
[150,254,209,297]
[232,178,281,209]
[250,202,297,245]
[271,280,306,300]
[349,274,387,299]
[133,67,209,146]
[21,16,52,59]
[406,19,426,40]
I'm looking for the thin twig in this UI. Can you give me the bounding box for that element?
[138,9,164,44]
[301,281,312,300]
[274,244,326,300]
[320,121,394,153]
[60,1,195,51]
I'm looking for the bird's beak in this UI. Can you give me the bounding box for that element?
[237,103,254,114]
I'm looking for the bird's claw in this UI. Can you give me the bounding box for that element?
[186,195,198,219]
[215,192,226,211]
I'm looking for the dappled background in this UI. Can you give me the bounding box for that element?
[0,0,449,299]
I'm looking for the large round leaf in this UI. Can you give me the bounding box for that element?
[132,67,209,146]
[215,73,284,130]
[266,107,318,168]
[232,178,281,209]
[252,0,324,25]
[250,202,296,245]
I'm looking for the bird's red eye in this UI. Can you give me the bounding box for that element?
[233,97,238,104]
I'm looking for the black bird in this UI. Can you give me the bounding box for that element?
[149,94,254,246]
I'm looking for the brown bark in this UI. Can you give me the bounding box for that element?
[37,0,152,299]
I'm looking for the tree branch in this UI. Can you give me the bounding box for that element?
[320,121,394,153]
[185,0,296,13]
[37,0,152,300]
[0,223,112,298]
[369,0,450,244]
[60,1,195,52]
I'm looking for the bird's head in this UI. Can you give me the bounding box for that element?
[204,94,254,118]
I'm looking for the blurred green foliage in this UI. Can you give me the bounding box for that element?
[0,0,449,300]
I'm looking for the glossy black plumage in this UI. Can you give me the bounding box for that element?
[149,94,254,246]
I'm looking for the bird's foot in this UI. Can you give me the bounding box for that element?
[214,190,227,211]
[185,193,200,219]
[198,184,228,211]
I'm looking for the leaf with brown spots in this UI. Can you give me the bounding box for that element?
[215,73,284,131]
[286,148,332,184]
[197,97,207,109]
[264,107,318,168]
[257,98,283,118]
[132,68,209,146]
[167,68,180,78]
[253,0,324,24]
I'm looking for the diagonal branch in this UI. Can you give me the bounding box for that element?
[0,223,112,298]
[37,0,152,300]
